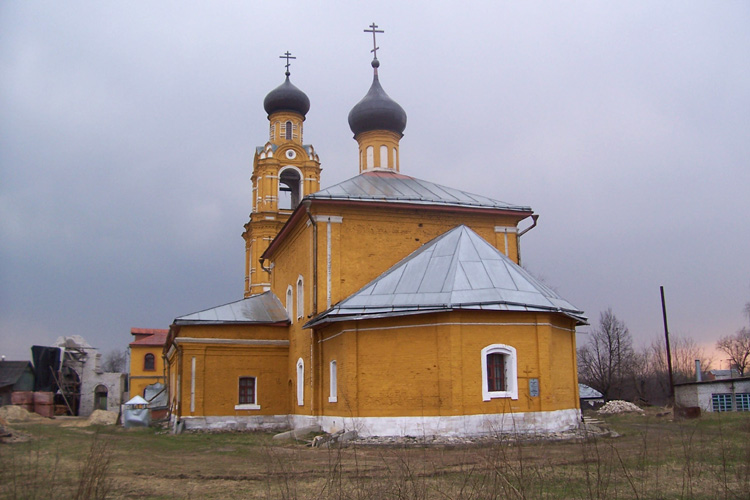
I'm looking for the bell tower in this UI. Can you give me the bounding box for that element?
[243,53,321,296]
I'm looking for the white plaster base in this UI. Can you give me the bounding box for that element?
[176,414,291,432]
[172,409,581,437]
[317,409,581,438]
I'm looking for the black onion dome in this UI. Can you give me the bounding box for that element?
[348,74,407,136]
[263,75,310,117]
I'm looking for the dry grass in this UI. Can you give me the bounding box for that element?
[0,409,748,499]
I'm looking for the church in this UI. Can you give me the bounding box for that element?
[164,29,587,436]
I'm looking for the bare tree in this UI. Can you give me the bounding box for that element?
[650,336,713,384]
[577,309,635,400]
[716,328,750,376]
[101,349,128,373]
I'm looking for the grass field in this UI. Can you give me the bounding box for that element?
[1,409,748,499]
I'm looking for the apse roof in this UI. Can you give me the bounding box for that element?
[305,225,586,328]
[174,291,289,325]
[308,170,532,212]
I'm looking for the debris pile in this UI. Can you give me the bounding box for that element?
[597,400,644,415]
[0,405,44,423]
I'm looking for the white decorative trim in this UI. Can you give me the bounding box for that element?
[313,215,343,223]
[481,344,518,401]
[319,321,576,343]
[234,404,261,410]
[329,360,337,403]
[494,226,518,233]
[327,220,332,308]
[190,357,196,413]
[296,358,304,406]
[174,338,289,346]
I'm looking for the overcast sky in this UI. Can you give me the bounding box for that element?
[1,2,749,363]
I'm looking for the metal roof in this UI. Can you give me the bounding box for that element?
[174,291,289,325]
[578,384,604,399]
[307,170,532,212]
[0,361,33,389]
[306,225,586,327]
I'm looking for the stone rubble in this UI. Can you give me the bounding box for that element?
[597,400,644,415]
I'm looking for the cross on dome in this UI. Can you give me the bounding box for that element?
[364,23,384,70]
[279,51,296,76]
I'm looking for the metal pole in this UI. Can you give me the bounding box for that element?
[660,286,675,403]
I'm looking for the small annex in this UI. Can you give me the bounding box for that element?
[165,30,586,436]
[129,328,168,400]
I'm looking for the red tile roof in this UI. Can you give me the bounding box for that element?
[129,328,168,347]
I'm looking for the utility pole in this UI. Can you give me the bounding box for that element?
[660,286,675,404]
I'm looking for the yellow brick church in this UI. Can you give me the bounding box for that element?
[165,33,587,436]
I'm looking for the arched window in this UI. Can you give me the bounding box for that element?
[380,145,388,168]
[481,344,518,401]
[286,286,294,323]
[296,276,304,320]
[285,121,293,140]
[296,358,304,406]
[329,360,337,403]
[366,146,374,169]
[144,353,155,371]
[279,167,302,210]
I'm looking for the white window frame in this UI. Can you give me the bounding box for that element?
[235,376,261,410]
[296,358,304,406]
[329,360,337,403]
[296,276,304,320]
[286,285,294,323]
[481,344,518,401]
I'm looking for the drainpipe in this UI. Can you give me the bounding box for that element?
[517,214,539,266]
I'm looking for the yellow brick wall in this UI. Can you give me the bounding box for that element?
[316,310,578,419]
[167,324,290,418]
[129,344,165,399]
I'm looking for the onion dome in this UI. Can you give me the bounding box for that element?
[263,75,310,117]
[348,60,407,136]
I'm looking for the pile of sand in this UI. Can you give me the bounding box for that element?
[598,400,644,415]
[87,410,118,426]
[0,405,44,423]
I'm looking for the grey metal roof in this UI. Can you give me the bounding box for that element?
[578,384,604,399]
[307,170,532,212]
[174,291,289,325]
[306,225,586,327]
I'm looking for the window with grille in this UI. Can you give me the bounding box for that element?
[712,393,732,412]
[486,353,505,392]
[285,121,293,140]
[736,393,750,412]
[144,353,155,371]
[481,344,518,401]
[239,377,256,405]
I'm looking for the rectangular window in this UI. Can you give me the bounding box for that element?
[712,393,732,412]
[487,353,505,392]
[235,377,260,410]
[239,377,255,404]
[736,393,750,412]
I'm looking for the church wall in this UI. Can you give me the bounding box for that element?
[315,310,580,426]
[167,324,290,422]
[265,219,316,416]
[314,203,525,307]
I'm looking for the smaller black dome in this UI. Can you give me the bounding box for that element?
[348,74,407,136]
[263,76,310,117]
